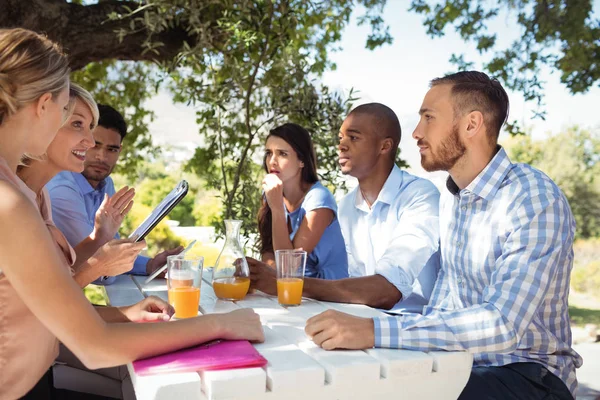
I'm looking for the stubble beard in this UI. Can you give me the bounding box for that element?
[82,167,111,184]
[421,123,466,172]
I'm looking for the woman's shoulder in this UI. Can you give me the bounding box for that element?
[306,181,335,198]
[302,181,336,211]
[37,187,53,219]
[0,180,38,220]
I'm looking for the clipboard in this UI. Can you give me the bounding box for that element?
[132,340,267,376]
[129,180,189,242]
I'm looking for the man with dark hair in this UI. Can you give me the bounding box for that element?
[305,72,581,400]
[47,104,182,284]
[249,102,440,313]
[80,104,128,189]
[346,102,401,161]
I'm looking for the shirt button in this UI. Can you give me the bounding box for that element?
[457,241,462,248]
[462,206,467,211]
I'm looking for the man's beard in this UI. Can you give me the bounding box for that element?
[82,164,112,183]
[420,123,466,172]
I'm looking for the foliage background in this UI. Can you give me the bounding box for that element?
[503,128,600,302]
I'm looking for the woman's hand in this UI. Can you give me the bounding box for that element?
[93,186,135,244]
[91,238,146,277]
[262,173,284,210]
[214,309,265,342]
[119,296,175,322]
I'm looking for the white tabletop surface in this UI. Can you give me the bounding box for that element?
[105,271,472,400]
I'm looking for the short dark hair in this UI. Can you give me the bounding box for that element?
[97,104,127,141]
[430,71,509,143]
[348,102,401,161]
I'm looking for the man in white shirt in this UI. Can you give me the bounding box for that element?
[249,103,440,312]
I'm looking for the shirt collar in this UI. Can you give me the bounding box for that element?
[446,146,512,201]
[73,172,106,195]
[355,164,404,210]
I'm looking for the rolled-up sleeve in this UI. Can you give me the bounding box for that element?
[375,181,440,299]
[373,193,570,353]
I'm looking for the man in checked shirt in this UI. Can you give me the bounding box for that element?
[305,71,582,400]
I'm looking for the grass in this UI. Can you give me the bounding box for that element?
[569,306,600,327]
[569,291,600,327]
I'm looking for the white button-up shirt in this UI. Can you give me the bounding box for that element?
[338,165,441,313]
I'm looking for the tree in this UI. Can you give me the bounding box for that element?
[171,1,413,239]
[410,0,600,127]
[112,155,222,228]
[1,0,397,237]
[9,0,593,236]
[0,0,221,69]
[0,0,391,68]
[72,61,162,177]
[3,0,597,121]
[503,127,600,239]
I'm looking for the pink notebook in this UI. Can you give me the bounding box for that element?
[132,340,268,376]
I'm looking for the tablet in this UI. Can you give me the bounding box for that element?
[129,180,189,242]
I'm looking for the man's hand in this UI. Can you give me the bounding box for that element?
[93,186,135,244]
[146,246,185,276]
[120,296,175,322]
[262,173,284,210]
[247,256,277,296]
[92,238,146,277]
[305,310,375,350]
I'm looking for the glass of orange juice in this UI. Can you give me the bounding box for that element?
[275,249,306,306]
[167,255,203,319]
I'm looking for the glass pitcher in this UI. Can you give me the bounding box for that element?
[212,219,250,300]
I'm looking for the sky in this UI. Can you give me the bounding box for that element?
[146,1,600,185]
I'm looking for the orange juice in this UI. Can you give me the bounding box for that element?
[277,278,303,305]
[213,277,250,300]
[168,287,200,319]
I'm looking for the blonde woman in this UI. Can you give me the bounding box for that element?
[0,28,263,400]
[18,83,174,399]
[18,83,143,287]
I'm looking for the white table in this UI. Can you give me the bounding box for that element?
[105,273,472,400]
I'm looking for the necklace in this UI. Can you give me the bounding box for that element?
[359,187,373,208]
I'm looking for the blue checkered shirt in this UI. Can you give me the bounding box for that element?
[373,147,582,396]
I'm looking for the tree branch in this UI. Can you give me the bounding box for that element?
[0,0,221,69]
[225,2,275,214]
[216,108,230,218]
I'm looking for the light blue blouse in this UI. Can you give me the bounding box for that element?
[285,182,348,279]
